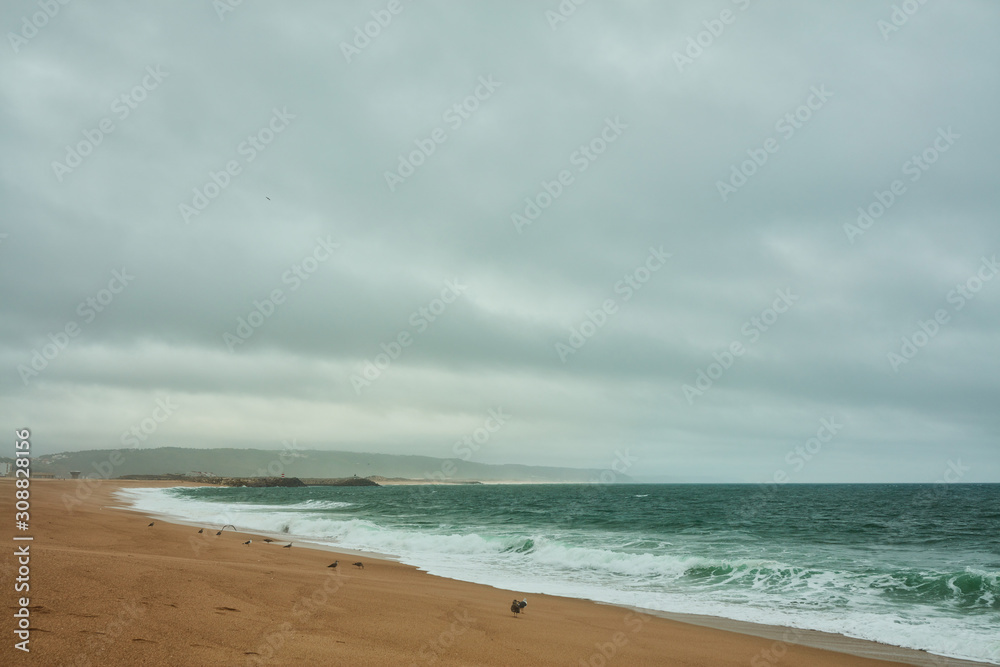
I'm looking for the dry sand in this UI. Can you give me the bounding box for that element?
[1,479,949,666]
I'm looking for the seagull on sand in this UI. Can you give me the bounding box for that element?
[328,561,338,568]
[283,543,292,549]
[511,599,522,617]
[353,562,364,569]
[242,540,252,546]
[147,522,154,527]
[198,528,204,534]
[263,539,274,543]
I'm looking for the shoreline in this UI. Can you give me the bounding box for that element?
[3,479,982,666]
[107,488,993,667]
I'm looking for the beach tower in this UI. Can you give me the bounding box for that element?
[70,471,81,479]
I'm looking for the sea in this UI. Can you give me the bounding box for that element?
[117,483,1000,664]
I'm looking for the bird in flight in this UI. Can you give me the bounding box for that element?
[216,524,236,536]
[263,538,274,543]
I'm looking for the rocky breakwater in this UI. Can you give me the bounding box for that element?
[210,476,307,488]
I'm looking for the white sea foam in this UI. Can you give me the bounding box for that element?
[116,487,1000,665]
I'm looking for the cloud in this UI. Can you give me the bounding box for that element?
[2,0,998,481]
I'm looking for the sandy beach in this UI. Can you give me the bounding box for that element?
[1,479,958,666]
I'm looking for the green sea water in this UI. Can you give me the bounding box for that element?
[121,483,1000,664]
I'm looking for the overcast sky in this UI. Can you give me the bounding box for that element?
[2,1,998,482]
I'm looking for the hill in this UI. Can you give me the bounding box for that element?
[28,447,634,484]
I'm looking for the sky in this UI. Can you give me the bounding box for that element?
[2,1,998,482]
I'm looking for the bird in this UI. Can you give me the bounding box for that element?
[353,562,364,569]
[266,196,271,200]
[263,539,274,543]
[198,528,204,534]
[216,524,236,536]
[327,561,338,568]
[518,598,527,613]
[147,522,154,527]
[242,540,252,546]
[511,599,522,617]
[283,543,292,549]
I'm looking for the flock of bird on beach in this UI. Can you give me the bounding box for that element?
[148,520,526,615]
[150,520,353,561]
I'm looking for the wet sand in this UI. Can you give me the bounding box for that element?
[1,479,955,666]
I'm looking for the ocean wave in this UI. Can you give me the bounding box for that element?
[115,486,1000,664]
[869,568,1000,609]
[284,499,355,510]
